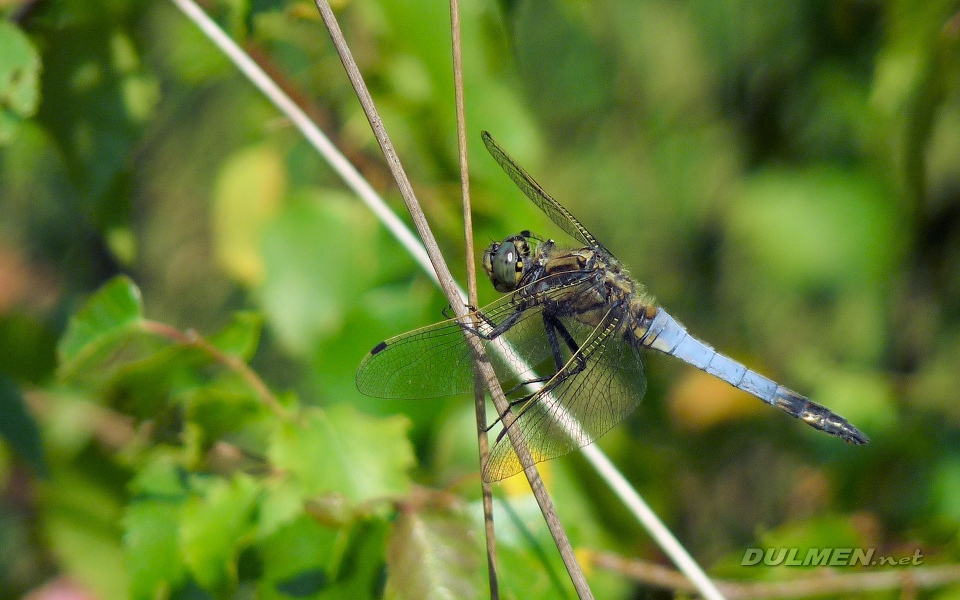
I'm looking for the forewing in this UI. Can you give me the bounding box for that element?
[481,131,615,259]
[356,314,478,399]
[483,308,647,482]
[356,274,595,399]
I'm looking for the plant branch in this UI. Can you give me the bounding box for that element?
[140,320,291,420]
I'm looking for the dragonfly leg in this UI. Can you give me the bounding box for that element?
[486,315,591,443]
[489,313,585,400]
[492,313,585,400]
[483,393,536,433]
[544,314,587,378]
[503,376,553,397]
[490,394,543,444]
[456,305,524,341]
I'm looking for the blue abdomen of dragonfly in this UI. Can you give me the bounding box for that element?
[634,307,868,444]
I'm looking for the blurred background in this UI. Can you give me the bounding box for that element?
[1,0,959,598]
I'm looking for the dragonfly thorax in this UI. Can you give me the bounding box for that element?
[482,233,536,292]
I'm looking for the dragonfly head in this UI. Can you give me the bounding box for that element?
[483,233,534,293]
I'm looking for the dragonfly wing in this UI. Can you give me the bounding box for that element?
[481,131,616,259]
[483,307,647,482]
[357,314,478,399]
[356,274,595,399]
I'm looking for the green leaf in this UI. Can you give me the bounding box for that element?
[0,21,41,144]
[180,474,260,590]
[384,508,481,600]
[57,275,145,379]
[267,405,414,505]
[43,464,129,600]
[124,500,187,600]
[91,342,212,420]
[0,312,58,384]
[0,373,47,475]
[258,515,338,600]
[181,374,266,443]
[129,457,188,500]
[257,477,307,539]
[208,311,263,360]
[328,517,391,600]
[275,569,327,597]
[263,516,392,600]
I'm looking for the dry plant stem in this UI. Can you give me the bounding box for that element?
[140,320,290,420]
[447,0,501,597]
[591,552,960,599]
[313,1,592,598]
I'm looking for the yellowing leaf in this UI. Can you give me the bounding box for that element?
[668,369,763,432]
[212,144,286,285]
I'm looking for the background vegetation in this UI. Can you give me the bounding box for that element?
[1,0,959,598]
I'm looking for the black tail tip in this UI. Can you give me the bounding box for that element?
[775,388,869,445]
[842,426,869,445]
[799,401,869,445]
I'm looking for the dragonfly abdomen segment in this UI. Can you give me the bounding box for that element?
[638,309,775,398]
[636,308,868,444]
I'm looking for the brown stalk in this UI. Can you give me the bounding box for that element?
[446,0,500,597]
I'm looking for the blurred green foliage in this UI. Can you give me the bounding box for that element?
[1,0,959,598]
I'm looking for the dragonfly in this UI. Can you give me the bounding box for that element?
[357,131,868,482]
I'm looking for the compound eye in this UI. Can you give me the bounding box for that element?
[491,242,522,292]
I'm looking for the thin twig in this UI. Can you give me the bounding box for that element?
[447,0,500,597]
[140,320,291,420]
[311,1,592,598]
[589,551,960,599]
[25,390,275,475]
